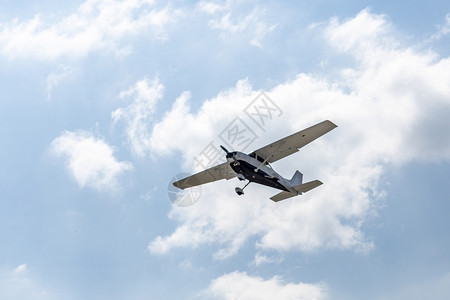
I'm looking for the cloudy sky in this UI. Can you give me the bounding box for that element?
[1,0,450,299]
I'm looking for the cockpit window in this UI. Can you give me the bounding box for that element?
[249,151,272,169]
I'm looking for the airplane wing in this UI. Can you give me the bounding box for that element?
[173,161,236,190]
[249,120,337,164]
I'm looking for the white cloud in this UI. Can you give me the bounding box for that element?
[46,65,77,100]
[51,130,133,192]
[112,77,163,157]
[0,264,61,300]
[325,9,395,54]
[196,1,226,15]
[149,79,253,163]
[252,252,283,266]
[202,271,326,300]
[0,0,177,60]
[197,0,276,47]
[428,13,450,42]
[147,9,450,258]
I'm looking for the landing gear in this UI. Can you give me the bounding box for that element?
[235,181,251,196]
[235,187,244,195]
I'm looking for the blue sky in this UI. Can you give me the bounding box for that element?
[1,1,450,299]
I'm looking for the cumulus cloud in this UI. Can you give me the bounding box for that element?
[0,264,60,300]
[51,130,133,192]
[325,9,395,54]
[428,13,450,42]
[202,271,326,300]
[147,9,450,259]
[112,77,163,157]
[252,252,283,266]
[197,0,276,47]
[149,79,254,162]
[0,0,177,60]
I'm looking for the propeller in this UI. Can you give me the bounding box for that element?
[220,145,233,158]
[220,145,230,153]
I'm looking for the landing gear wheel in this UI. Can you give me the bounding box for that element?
[235,187,244,195]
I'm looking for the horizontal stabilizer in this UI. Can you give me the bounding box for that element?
[294,180,323,193]
[270,191,297,202]
[270,180,323,202]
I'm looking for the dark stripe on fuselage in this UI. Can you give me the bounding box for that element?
[229,160,288,192]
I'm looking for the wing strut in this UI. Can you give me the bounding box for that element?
[254,141,285,172]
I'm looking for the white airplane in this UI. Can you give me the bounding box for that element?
[173,120,337,202]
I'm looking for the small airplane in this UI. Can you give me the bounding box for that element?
[173,120,337,202]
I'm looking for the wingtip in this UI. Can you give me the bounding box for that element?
[324,120,338,128]
[172,181,184,190]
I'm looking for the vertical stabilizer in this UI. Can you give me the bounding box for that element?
[289,170,303,186]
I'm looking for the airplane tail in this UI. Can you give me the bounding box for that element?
[289,170,303,186]
[270,180,323,202]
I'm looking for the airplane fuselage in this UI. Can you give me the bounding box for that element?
[226,151,294,192]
